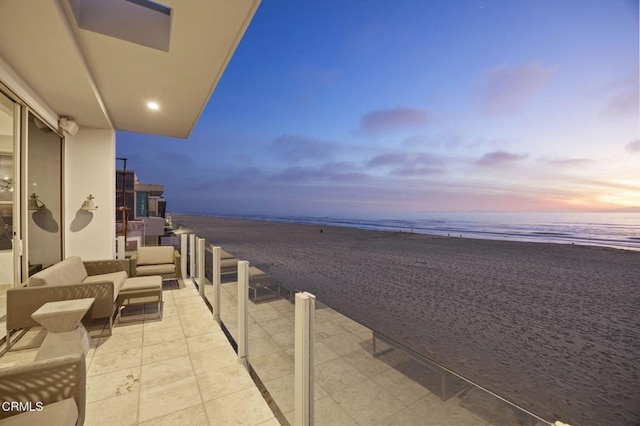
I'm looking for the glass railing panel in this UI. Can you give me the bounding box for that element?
[246,267,296,424]
[203,244,214,307]
[312,302,553,426]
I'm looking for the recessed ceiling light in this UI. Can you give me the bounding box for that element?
[147,102,160,110]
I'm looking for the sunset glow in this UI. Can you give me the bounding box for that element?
[117,1,639,216]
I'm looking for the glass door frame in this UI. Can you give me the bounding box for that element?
[0,81,64,286]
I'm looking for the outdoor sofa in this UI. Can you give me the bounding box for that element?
[5,256,129,346]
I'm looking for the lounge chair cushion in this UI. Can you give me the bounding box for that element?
[136,264,175,276]
[136,246,175,265]
[0,398,78,426]
[83,271,128,302]
[27,257,88,287]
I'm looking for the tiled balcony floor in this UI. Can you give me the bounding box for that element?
[0,279,278,426]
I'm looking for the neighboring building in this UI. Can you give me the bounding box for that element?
[0,0,260,281]
[116,169,167,248]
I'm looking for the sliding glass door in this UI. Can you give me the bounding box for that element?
[26,112,62,273]
[0,92,15,284]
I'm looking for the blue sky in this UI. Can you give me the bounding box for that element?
[117,0,639,217]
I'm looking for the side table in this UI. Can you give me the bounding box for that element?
[31,297,95,361]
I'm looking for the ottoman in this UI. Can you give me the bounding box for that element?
[117,276,163,323]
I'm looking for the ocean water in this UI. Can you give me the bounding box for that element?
[234,212,640,251]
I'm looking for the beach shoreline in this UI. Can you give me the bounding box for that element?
[172,213,640,426]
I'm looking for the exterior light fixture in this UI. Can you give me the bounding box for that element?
[28,193,45,210]
[81,194,98,210]
[147,102,159,110]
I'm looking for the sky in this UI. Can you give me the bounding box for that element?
[116,0,640,218]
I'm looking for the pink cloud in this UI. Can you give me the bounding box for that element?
[479,60,557,114]
[625,140,640,153]
[356,107,430,137]
[600,70,639,117]
[476,150,528,167]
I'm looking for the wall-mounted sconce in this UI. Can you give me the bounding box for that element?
[81,194,98,210]
[28,193,45,210]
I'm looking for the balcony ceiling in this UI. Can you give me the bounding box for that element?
[0,0,260,138]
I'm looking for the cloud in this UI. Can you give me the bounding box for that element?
[600,70,640,117]
[270,134,335,162]
[479,60,557,114]
[625,139,640,153]
[476,150,528,167]
[542,157,594,167]
[366,152,446,176]
[356,107,430,137]
[269,162,369,183]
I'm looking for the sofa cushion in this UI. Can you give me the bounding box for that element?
[136,264,175,276]
[27,257,88,288]
[83,271,128,302]
[0,398,78,426]
[136,246,175,265]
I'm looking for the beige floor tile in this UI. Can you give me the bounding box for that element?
[113,321,144,334]
[87,366,141,403]
[406,395,486,425]
[315,307,345,323]
[248,350,294,382]
[142,338,189,365]
[186,331,229,354]
[204,386,274,426]
[248,334,283,358]
[139,376,202,423]
[249,305,282,323]
[197,362,256,402]
[190,344,238,374]
[342,348,391,377]
[141,355,194,389]
[332,379,406,425]
[314,341,340,364]
[86,391,139,426]
[313,396,358,426]
[263,373,327,415]
[319,331,365,356]
[180,313,218,338]
[256,416,280,426]
[314,319,347,341]
[88,346,142,377]
[95,331,144,354]
[248,322,269,339]
[315,357,368,395]
[268,298,295,313]
[139,404,209,426]
[143,324,185,346]
[271,329,295,352]
[371,367,429,405]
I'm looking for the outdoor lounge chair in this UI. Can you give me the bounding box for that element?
[0,353,86,425]
[130,246,181,280]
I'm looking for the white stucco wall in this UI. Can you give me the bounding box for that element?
[64,129,115,260]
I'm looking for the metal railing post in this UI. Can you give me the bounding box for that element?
[295,291,316,426]
[189,233,195,278]
[180,234,188,279]
[212,246,222,323]
[116,236,125,260]
[197,237,205,296]
[237,260,249,367]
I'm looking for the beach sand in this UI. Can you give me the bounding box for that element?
[172,214,640,426]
